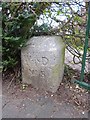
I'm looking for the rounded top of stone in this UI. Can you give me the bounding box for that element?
[22,35,65,52]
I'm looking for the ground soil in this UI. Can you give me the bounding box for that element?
[2,67,89,115]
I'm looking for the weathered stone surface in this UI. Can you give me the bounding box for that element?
[21,36,65,93]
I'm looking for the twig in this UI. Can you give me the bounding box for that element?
[7,75,15,90]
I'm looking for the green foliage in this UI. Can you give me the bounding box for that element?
[2,2,89,71]
[2,2,50,70]
[33,23,51,36]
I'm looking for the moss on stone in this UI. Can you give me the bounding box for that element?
[62,46,65,65]
[52,47,65,78]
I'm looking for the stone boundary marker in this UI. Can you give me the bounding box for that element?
[21,36,65,93]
